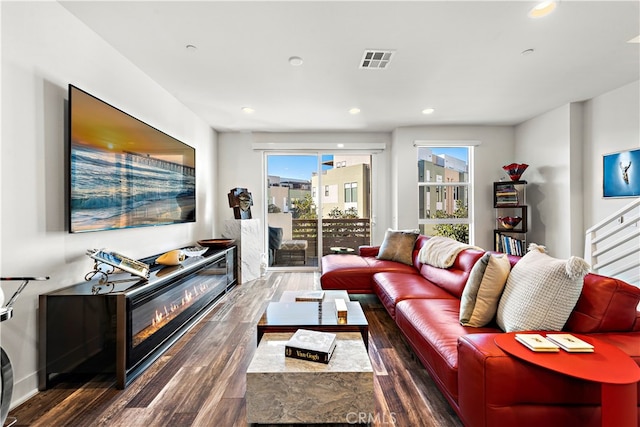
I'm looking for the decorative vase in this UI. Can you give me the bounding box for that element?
[498,216,523,229]
[502,163,529,181]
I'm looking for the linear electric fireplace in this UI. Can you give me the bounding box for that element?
[39,247,236,389]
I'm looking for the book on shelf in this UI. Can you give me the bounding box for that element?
[295,290,325,302]
[498,234,524,256]
[545,334,594,353]
[285,329,337,364]
[496,200,519,207]
[515,333,560,352]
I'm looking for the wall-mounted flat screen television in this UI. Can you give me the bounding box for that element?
[68,85,196,233]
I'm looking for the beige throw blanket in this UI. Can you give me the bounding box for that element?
[418,236,482,268]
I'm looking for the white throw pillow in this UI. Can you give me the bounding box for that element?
[496,244,590,332]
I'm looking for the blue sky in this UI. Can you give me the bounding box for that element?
[268,148,468,180]
[430,147,468,162]
[268,154,333,180]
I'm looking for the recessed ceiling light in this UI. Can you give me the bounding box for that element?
[289,56,304,66]
[422,108,435,115]
[241,107,255,114]
[528,1,557,18]
[185,44,197,51]
[349,108,361,115]
[628,35,640,44]
[337,143,345,148]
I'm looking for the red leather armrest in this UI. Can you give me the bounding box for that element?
[358,245,379,257]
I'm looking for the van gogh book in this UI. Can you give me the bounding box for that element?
[546,334,594,353]
[285,329,337,364]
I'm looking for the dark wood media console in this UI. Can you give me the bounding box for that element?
[38,246,237,389]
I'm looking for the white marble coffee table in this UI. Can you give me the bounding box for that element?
[246,332,374,424]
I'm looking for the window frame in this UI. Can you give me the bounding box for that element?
[415,141,478,244]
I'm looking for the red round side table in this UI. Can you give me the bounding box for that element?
[495,332,640,427]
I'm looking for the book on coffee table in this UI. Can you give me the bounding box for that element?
[545,334,594,353]
[294,291,325,302]
[515,333,559,352]
[285,329,337,364]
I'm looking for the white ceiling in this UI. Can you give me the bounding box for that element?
[60,1,640,133]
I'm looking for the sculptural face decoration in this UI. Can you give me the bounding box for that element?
[238,191,252,212]
[228,187,253,219]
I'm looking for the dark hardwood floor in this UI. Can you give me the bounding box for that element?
[10,272,462,427]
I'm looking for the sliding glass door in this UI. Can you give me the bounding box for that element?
[266,153,371,269]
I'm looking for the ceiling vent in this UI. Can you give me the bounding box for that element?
[360,50,394,69]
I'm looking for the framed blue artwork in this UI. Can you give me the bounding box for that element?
[603,148,640,198]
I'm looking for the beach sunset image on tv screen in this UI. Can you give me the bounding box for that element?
[69,85,196,233]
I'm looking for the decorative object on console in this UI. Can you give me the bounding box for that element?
[502,163,529,181]
[498,216,522,230]
[602,148,639,198]
[87,249,150,278]
[377,229,419,265]
[227,187,253,219]
[155,249,186,266]
[197,238,236,249]
[182,246,207,257]
[496,243,590,332]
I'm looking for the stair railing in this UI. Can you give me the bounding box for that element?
[584,198,640,286]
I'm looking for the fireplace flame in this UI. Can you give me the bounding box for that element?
[139,282,212,345]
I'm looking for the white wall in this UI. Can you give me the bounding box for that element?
[391,125,516,250]
[515,80,639,259]
[515,104,576,257]
[583,80,640,227]
[1,2,217,406]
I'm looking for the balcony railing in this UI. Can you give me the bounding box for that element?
[292,218,371,258]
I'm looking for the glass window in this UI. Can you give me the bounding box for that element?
[344,182,358,203]
[417,146,472,244]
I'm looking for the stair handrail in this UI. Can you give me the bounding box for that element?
[585,198,640,281]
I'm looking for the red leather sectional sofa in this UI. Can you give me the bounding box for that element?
[320,235,640,427]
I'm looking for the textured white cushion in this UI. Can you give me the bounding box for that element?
[460,252,490,324]
[463,254,511,327]
[496,244,590,332]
